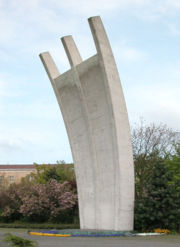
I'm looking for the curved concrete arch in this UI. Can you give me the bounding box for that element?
[39,16,134,231]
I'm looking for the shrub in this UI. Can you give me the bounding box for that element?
[0,222,79,229]
[3,233,37,247]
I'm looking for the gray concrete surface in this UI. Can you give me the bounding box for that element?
[39,16,134,231]
[1,229,180,247]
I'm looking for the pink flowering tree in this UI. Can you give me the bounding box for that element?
[19,179,77,222]
[19,183,50,222]
[0,179,78,223]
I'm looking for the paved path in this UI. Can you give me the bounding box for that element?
[0,229,180,247]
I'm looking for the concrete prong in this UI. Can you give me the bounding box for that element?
[39,52,60,85]
[88,16,112,58]
[61,35,82,67]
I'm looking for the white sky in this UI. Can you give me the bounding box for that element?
[0,0,180,164]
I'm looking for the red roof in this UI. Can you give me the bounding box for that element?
[0,165,36,170]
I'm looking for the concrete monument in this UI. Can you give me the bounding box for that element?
[39,16,134,231]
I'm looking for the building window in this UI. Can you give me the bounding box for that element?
[0,176,4,183]
[9,176,14,183]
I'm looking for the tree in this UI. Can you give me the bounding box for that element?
[56,163,75,183]
[134,160,180,231]
[131,119,179,199]
[132,119,179,159]
[29,162,75,184]
[166,143,180,190]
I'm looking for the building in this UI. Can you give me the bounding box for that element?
[0,165,36,187]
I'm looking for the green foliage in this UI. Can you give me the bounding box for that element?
[134,151,161,199]
[29,162,75,184]
[3,233,37,247]
[56,163,75,182]
[29,164,57,184]
[135,160,180,231]
[133,121,180,231]
[166,143,180,191]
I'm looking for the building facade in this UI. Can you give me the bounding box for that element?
[0,165,36,187]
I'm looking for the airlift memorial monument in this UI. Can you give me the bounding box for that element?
[39,16,134,231]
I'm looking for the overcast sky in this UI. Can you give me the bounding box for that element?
[0,0,180,164]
